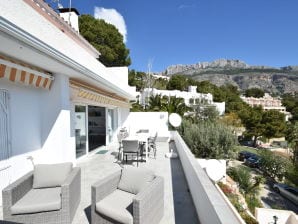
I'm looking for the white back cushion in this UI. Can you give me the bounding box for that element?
[118,167,155,194]
[33,162,73,188]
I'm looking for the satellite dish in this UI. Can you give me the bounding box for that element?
[205,159,225,182]
[169,113,182,128]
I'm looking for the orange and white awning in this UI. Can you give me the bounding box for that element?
[0,55,54,90]
[70,80,131,108]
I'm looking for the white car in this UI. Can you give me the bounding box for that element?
[273,183,298,205]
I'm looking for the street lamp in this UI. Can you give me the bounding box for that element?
[273,215,278,224]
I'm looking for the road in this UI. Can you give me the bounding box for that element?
[259,181,298,214]
[228,160,298,214]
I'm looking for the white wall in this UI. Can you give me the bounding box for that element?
[39,74,74,164]
[0,79,42,182]
[255,208,298,224]
[213,102,225,115]
[0,74,75,206]
[172,131,243,224]
[124,112,170,139]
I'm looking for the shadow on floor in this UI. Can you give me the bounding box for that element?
[169,141,200,224]
[84,206,91,224]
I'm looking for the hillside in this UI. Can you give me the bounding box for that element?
[159,59,298,94]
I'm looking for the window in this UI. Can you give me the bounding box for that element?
[0,89,11,161]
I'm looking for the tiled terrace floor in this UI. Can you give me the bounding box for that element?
[0,141,199,224]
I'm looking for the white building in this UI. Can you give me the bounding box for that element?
[0,0,136,202]
[139,86,225,115]
[241,93,291,121]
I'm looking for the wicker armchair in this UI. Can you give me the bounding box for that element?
[2,164,81,224]
[91,167,164,224]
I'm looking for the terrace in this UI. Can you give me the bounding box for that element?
[0,131,243,224]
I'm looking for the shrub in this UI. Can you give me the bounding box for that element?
[285,163,298,187]
[259,150,289,181]
[239,212,259,224]
[227,166,264,197]
[245,194,263,214]
[218,182,233,195]
[179,119,237,159]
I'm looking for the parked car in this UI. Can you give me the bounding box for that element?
[238,151,255,161]
[273,183,298,205]
[244,155,261,168]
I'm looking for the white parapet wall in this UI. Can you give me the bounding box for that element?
[171,131,244,224]
[124,112,170,141]
[255,208,298,224]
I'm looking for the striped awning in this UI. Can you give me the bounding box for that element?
[77,89,131,108]
[0,55,54,90]
[70,81,131,108]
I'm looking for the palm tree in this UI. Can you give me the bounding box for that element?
[163,96,190,116]
[148,94,164,111]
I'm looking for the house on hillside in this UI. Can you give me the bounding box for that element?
[0,0,136,203]
[139,86,225,115]
[241,93,291,121]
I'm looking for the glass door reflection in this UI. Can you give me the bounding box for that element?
[75,105,87,158]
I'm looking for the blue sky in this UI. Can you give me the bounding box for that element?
[50,0,298,72]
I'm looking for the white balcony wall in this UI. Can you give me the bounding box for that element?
[171,131,243,224]
[124,112,170,140]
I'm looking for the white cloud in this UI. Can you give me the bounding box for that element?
[94,7,127,43]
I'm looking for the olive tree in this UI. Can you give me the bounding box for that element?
[180,119,238,159]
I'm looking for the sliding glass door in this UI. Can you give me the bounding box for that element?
[75,105,87,158]
[88,106,106,151]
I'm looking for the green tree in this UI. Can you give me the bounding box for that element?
[180,119,238,159]
[166,75,188,91]
[239,107,286,146]
[163,96,189,116]
[195,105,219,121]
[286,122,298,164]
[239,106,264,146]
[79,14,131,67]
[147,94,165,111]
[259,150,289,181]
[128,70,146,91]
[221,112,242,128]
[262,110,286,139]
[152,77,168,90]
[227,166,264,196]
[282,93,298,122]
[245,88,265,98]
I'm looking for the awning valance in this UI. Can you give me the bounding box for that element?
[70,81,131,108]
[0,55,54,90]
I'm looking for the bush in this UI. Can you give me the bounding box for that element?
[245,194,263,214]
[227,166,252,195]
[259,150,289,181]
[179,119,238,159]
[285,163,298,187]
[239,212,259,224]
[217,182,233,195]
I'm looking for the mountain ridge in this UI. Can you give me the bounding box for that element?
[157,59,298,94]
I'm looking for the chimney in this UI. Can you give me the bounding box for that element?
[188,86,197,93]
[58,8,80,33]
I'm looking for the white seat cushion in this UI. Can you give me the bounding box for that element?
[96,189,134,224]
[118,166,155,194]
[33,162,73,188]
[11,187,61,215]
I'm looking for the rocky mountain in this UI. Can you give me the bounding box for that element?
[159,59,298,94]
